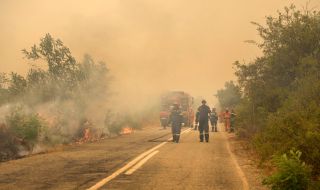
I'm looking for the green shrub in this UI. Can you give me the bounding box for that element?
[105,113,144,135]
[234,98,268,139]
[263,149,312,190]
[6,107,44,151]
[252,70,320,174]
[108,122,123,134]
[125,115,143,130]
[0,124,19,161]
[220,6,320,180]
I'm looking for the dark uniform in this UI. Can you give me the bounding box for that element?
[210,109,218,132]
[197,102,211,142]
[168,105,183,143]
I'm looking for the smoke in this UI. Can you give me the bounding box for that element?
[2,0,319,161]
[0,34,163,160]
[1,0,317,109]
[1,0,317,112]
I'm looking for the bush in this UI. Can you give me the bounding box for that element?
[234,99,268,139]
[108,121,124,135]
[218,5,320,181]
[105,113,144,135]
[1,34,112,143]
[0,124,19,161]
[252,69,320,173]
[5,107,45,151]
[263,149,312,190]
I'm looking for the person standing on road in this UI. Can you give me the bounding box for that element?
[168,102,183,143]
[197,100,211,142]
[224,108,231,132]
[219,111,224,123]
[210,108,218,132]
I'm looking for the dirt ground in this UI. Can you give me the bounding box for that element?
[227,133,268,190]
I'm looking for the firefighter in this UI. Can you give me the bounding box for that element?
[197,100,211,142]
[210,107,218,132]
[194,111,200,130]
[230,109,237,132]
[219,111,224,123]
[224,108,231,132]
[168,102,183,143]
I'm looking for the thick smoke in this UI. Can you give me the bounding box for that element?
[2,0,313,105]
[0,0,317,160]
[0,35,157,159]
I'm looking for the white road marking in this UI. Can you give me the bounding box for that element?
[181,128,192,135]
[87,128,191,190]
[125,150,159,175]
[167,128,191,141]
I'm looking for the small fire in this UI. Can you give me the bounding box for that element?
[121,127,134,135]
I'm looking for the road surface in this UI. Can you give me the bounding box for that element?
[0,125,265,190]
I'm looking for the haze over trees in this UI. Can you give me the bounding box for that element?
[216,5,320,189]
[0,34,139,161]
[215,81,241,109]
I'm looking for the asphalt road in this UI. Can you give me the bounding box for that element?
[0,125,261,190]
[100,126,247,190]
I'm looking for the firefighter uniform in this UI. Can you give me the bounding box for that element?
[168,105,183,143]
[224,110,231,132]
[197,101,211,142]
[210,109,218,132]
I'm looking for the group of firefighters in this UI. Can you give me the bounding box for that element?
[167,100,236,143]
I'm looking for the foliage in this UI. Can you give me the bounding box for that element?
[21,34,83,101]
[107,121,124,135]
[22,34,79,85]
[0,34,113,160]
[106,113,143,135]
[217,4,320,182]
[263,150,312,190]
[234,5,320,113]
[253,63,320,173]
[216,81,241,109]
[5,107,45,151]
[0,124,19,161]
[8,73,27,100]
[0,73,9,89]
[0,73,9,105]
[234,99,268,138]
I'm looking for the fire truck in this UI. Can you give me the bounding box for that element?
[159,91,194,128]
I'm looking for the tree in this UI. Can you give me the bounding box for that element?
[22,33,80,90]
[216,81,241,109]
[224,5,320,181]
[8,73,27,98]
[0,73,9,105]
[235,5,320,113]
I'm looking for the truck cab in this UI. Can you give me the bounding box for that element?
[160,91,194,128]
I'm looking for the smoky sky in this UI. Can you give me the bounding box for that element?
[0,0,316,106]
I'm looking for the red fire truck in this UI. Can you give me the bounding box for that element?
[159,91,194,128]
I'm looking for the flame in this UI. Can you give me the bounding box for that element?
[121,127,134,135]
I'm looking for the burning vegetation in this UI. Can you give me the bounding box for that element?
[0,34,154,161]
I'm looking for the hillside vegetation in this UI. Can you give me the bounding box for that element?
[216,5,320,189]
[0,34,153,161]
